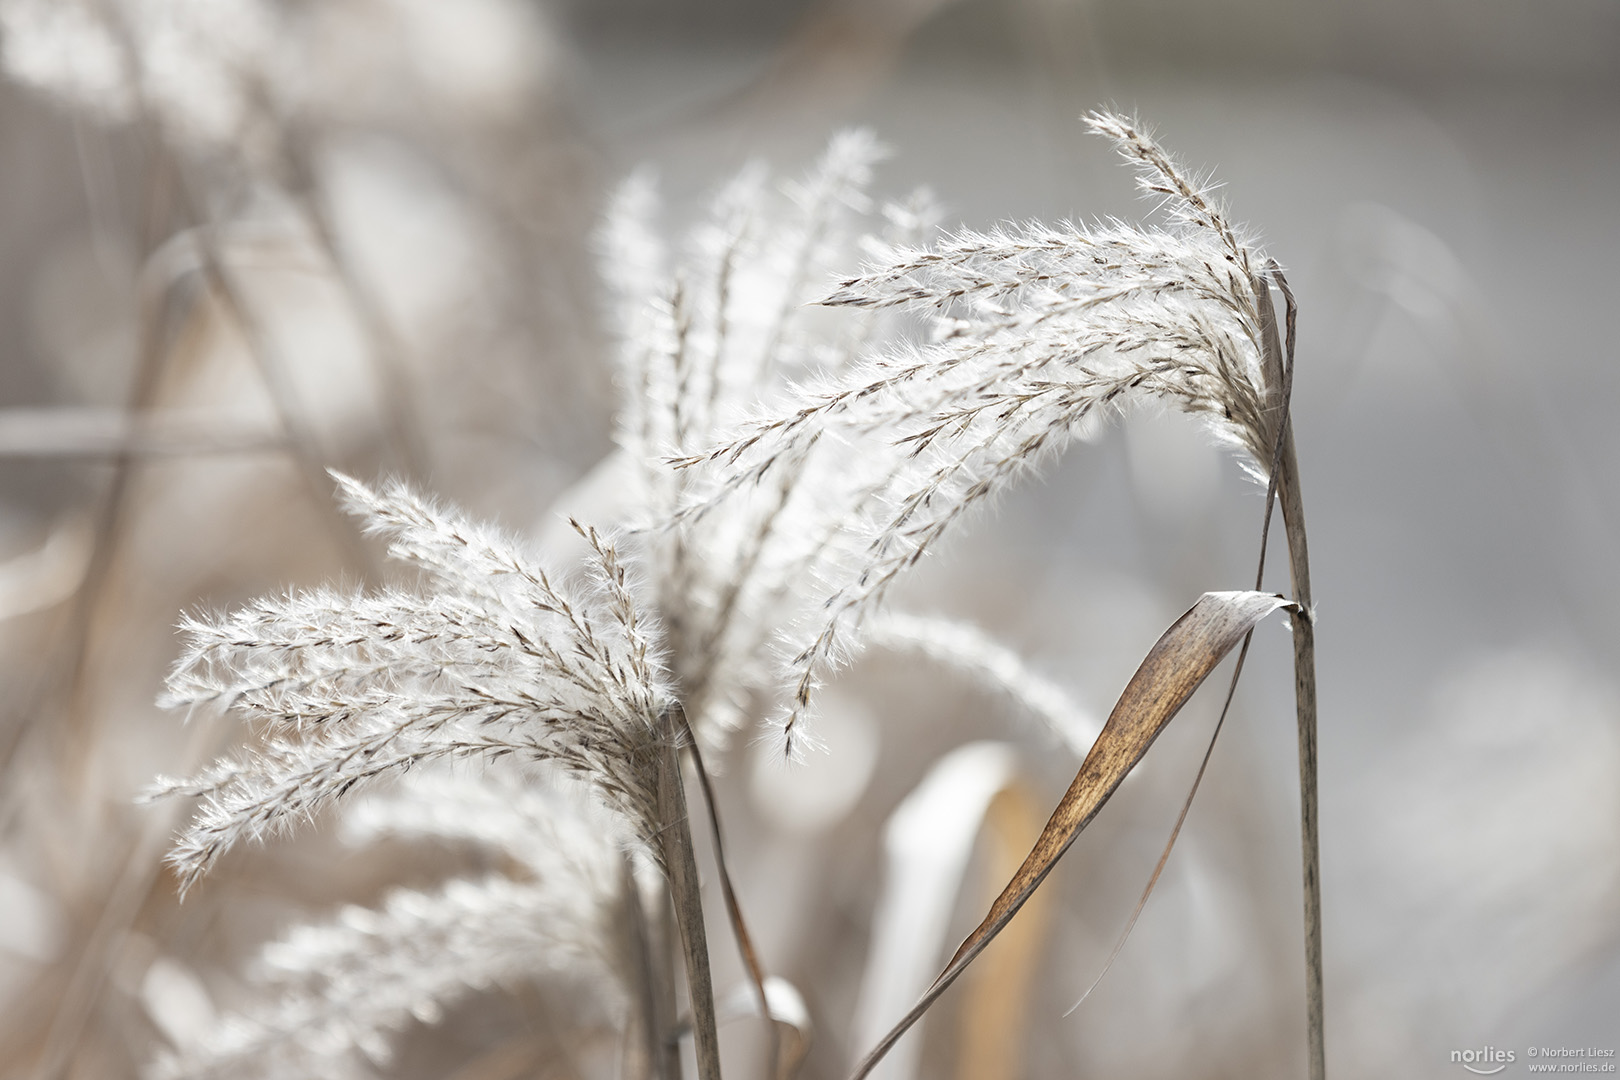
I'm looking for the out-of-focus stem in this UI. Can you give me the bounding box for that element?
[284,138,430,479]
[622,856,671,1080]
[192,231,375,573]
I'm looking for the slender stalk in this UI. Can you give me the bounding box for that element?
[679,713,785,1079]
[50,134,180,774]
[655,707,724,1080]
[278,127,430,478]
[290,184,431,479]
[622,857,671,1080]
[1259,269,1324,1080]
[1278,429,1323,1080]
[191,233,376,572]
[656,875,685,1080]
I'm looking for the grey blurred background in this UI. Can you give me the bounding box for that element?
[1,1,1616,1077]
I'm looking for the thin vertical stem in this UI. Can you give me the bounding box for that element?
[656,877,685,1080]
[281,131,430,478]
[623,857,672,1080]
[1258,268,1324,1080]
[678,713,784,1079]
[52,134,179,770]
[655,707,723,1080]
[190,234,375,572]
[1278,430,1322,1080]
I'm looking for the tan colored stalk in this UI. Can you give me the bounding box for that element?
[680,715,785,1079]
[1279,426,1323,1080]
[1257,271,1324,1080]
[652,875,685,1080]
[622,857,672,1080]
[955,784,1051,1080]
[655,707,723,1080]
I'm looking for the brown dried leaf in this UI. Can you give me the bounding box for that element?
[850,590,1295,1080]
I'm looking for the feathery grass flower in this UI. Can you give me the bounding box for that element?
[154,473,671,895]
[688,111,1290,757]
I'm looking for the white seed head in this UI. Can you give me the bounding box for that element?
[687,114,1287,753]
[156,474,672,895]
[150,773,627,1079]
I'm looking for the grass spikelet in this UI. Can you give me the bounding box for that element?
[694,113,1287,756]
[156,475,672,895]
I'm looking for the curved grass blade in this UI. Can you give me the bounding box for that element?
[849,589,1296,1080]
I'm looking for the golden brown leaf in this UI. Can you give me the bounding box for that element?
[850,590,1295,1080]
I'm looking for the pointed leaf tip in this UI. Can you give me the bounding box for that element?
[849,590,1293,1080]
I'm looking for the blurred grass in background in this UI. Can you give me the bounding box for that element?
[0,1,1615,1077]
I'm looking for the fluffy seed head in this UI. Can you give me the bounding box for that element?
[686,112,1289,754]
[154,474,672,895]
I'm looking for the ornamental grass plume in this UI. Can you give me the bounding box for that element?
[688,110,1324,1080]
[599,133,979,755]
[144,113,1324,1080]
[689,110,1293,755]
[152,769,633,1080]
[593,133,1096,762]
[145,139,1101,1080]
[152,473,671,896]
[149,476,686,1079]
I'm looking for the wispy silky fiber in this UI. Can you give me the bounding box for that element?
[598,133,940,756]
[682,114,1325,1080]
[124,110,1330,1080]
[154,473,672,894]
[690,111,1287,758]
[153,769,630,1080]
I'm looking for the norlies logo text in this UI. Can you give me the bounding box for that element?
[1453,1047,1517,1075]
